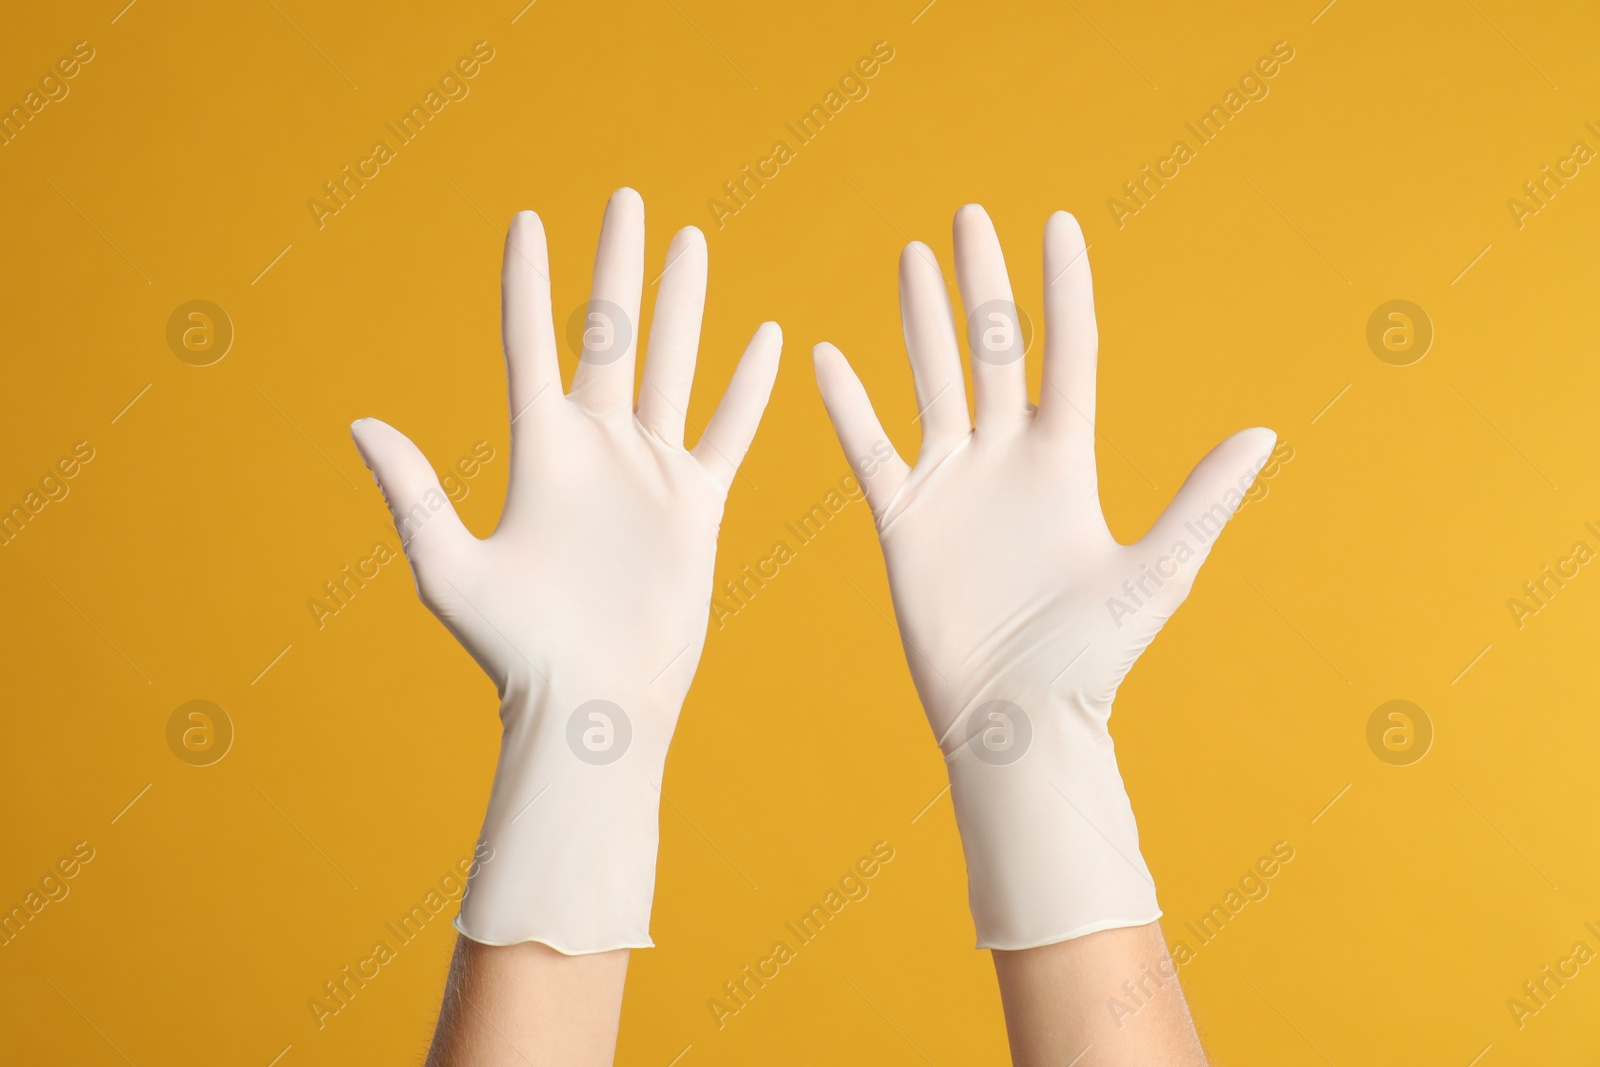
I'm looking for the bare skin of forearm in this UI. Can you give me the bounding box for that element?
[992,922,1206,1067]
[425,936,630,1066]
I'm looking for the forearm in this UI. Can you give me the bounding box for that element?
[947,710,1206,1063]
[423,682,668,1064]
[426,936,629,1067]
[992,922,1205,1067]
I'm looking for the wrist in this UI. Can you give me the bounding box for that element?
[942,689,1160,950]
[455,677,677,953]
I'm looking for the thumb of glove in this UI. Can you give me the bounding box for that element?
[350,418,472,581]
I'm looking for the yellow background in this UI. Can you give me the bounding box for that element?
[3,0,1598,1063]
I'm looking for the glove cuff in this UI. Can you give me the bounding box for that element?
[454,681,672,953]
[944,693,1161,950]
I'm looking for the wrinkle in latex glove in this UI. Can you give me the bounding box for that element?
[813,204,1275,949]
[352,189,780,953]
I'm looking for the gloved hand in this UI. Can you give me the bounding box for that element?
[351,189,780,953]
[813,205,1274,950]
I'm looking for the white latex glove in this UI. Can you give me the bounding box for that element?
[813,205,1274,950]
[351,189,780,953]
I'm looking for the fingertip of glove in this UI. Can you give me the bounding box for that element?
[1244,425,1278,451]
[349,417,394,456]
[673,224,708,248]
[1046,210,1084,237]
[1231,426,1279,471]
